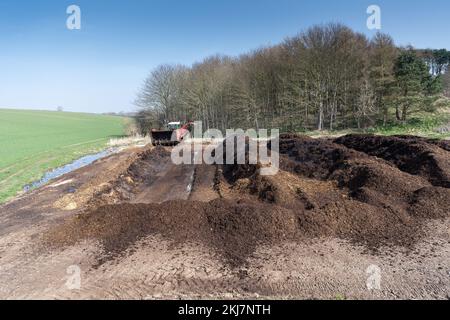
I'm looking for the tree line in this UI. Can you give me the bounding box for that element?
[135,23,450,133]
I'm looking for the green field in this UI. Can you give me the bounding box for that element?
[305,110,450,139]
[0,109,126,203]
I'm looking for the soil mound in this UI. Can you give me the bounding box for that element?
[408,186,450,219]
[222,134,449,252]
[276,134,365,180]
[334,134,450,188]
[46,183,448,269]
[45,199,297,267]
[218,134,260,183]
[391,135,450,152]
[45,135,450,267]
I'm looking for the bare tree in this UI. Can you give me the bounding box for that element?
[369,33,398,126]
[135,64,188,126]
[357,79,376,129]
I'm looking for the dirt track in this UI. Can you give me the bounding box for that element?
[0,135,449,300]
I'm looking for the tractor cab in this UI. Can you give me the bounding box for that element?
[167,122,182,131]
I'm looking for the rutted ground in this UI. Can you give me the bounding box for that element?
[0,135,449,299]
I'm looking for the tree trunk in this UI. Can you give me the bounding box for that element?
[395,106,401,121]
[401,105,408,123]
[318,102,324,131]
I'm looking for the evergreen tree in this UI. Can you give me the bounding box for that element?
[393,50,439,122]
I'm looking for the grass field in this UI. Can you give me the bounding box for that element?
[0,109,126,203]
[306,110,450,139]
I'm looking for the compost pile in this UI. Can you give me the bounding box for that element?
[46,134,450,267]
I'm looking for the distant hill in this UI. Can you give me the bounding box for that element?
[102,111,136,117]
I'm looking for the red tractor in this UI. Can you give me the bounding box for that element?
[150,122,193,146]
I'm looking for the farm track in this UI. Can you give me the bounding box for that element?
[0,135,449,299]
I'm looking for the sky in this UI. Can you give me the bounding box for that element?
[0,0,449,113]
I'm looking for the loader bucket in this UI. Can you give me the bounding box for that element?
[151,130,179,146]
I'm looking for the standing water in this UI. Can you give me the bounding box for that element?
[23,149,114,192]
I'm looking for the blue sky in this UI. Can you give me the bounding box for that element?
[0,0,449,113]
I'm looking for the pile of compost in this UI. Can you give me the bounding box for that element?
[45,134,450,267]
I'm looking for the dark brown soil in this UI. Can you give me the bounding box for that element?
[334,134,450,188]
[390,135,450,152]
[277,134,354,180]
[219,134,260,183]
[45,199,298,267]
[45,134,450,267]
